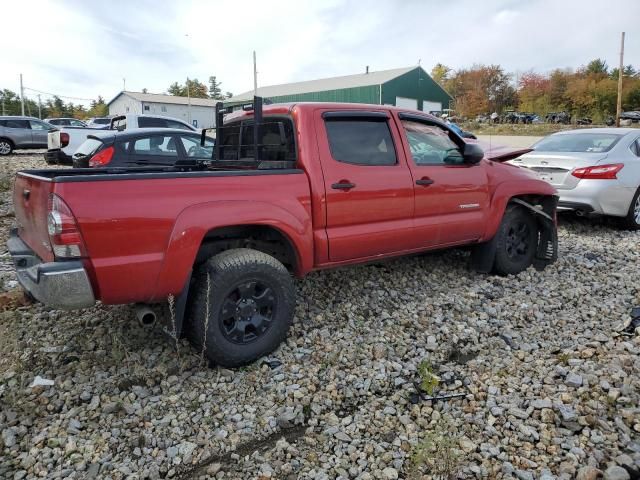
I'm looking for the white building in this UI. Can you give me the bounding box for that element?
[107,91,218,128]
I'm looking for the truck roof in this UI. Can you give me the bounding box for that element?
[226,102,441,123]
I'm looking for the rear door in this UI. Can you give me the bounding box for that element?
[316,110,415,262]
[126,133,180,166]
[397,115,489,246]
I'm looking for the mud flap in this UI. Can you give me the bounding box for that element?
[470,197,559,273]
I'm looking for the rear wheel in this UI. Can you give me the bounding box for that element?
[493,205,538,275]
[620,188,640,230]
[185,248,295,367]
[0,139,13,156]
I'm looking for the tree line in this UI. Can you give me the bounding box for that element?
[432,59,640,121]
[166,76,233,100]
[0,89,108,119]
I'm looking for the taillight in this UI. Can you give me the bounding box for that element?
[89,145,114,167]
[60,132,70,148]
[47,194,86,258]
[571,163,624,180]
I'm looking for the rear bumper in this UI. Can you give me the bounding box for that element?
[557,181,635,217]
[7,229,95,309]
[45,149,72,165]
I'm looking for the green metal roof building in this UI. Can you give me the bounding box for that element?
[225,66,452,113]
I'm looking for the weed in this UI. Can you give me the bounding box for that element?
[0,177,12,193]
[557,353,570,365]
[200,272,211,365]
[410,416,462,480]
[417,360,440,396]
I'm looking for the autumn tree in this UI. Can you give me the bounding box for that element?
[446,64,515,117]
[430,63,451,88]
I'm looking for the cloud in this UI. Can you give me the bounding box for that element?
[1,0,638,106]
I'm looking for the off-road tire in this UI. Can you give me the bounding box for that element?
[185,248,295,367]
[0,139,13,156]
[619,187,640,230]
[493,205,538,275]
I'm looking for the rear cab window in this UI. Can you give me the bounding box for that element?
[324,116,396,166]
[218,116,297,162]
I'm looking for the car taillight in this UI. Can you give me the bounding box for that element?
[89,145,114,167]
[47,194,86,258]
[60,132,70,148]
[571,163,624,180]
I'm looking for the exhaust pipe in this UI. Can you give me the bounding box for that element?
[135,304,157,328]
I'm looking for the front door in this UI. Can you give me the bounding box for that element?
[317,110,415,262]
[397,117,489,246]
[29,120,51,146]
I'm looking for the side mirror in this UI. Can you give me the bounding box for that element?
[463,143,484,164]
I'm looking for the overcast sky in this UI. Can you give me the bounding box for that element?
[3,0,639,106]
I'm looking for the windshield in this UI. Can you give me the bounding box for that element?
[73,138,104,157]
[533,133,622,153]
[93,118,111,125]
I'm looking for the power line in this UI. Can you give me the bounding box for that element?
[22,86,96,102]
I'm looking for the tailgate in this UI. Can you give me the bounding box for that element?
[48,130,61,150]
[13,173,55,262]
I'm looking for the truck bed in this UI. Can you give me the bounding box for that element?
[13,167,313,304]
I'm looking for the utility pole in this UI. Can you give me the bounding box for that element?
[186,77,192,125]
[253,51,258,96]
[616,32,625,128]
[123,78,126,91]
[1,97,5,116]
[37,94,42,119]
[20,73,25,116]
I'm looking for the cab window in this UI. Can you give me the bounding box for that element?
[324,118,396,166]
[180,135,215,160]
[402,120,464,165]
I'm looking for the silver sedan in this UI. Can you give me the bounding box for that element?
[508,128,640,229]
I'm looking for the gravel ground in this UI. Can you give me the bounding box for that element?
[0,152,639,480]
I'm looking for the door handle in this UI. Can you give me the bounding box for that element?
[416,178,434,186]
[331,181,356,190]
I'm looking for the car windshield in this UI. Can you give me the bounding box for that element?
[93,119,110,124]
[533,133,622,153]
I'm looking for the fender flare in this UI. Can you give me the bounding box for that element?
[150,199,313,301]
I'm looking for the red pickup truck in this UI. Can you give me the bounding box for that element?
[9,101,558,366]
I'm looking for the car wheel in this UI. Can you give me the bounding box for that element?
[620,188,640,230]
[0,139,13,156]
[185,248,295,367]
[493,205,538,275]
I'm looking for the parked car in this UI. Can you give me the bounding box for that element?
[45,118,88,128]
[445,121,477,139]
[10,101,558,367]
[72,128,215,168]
[86,117,113,128]
[0,116,54,155]
[508,128,640,229]
[46,114,197,164]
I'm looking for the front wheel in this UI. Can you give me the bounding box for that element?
[493,205,538,275]
[619,188,640,230]
[185,248,295,367]
[0,139,13,156]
